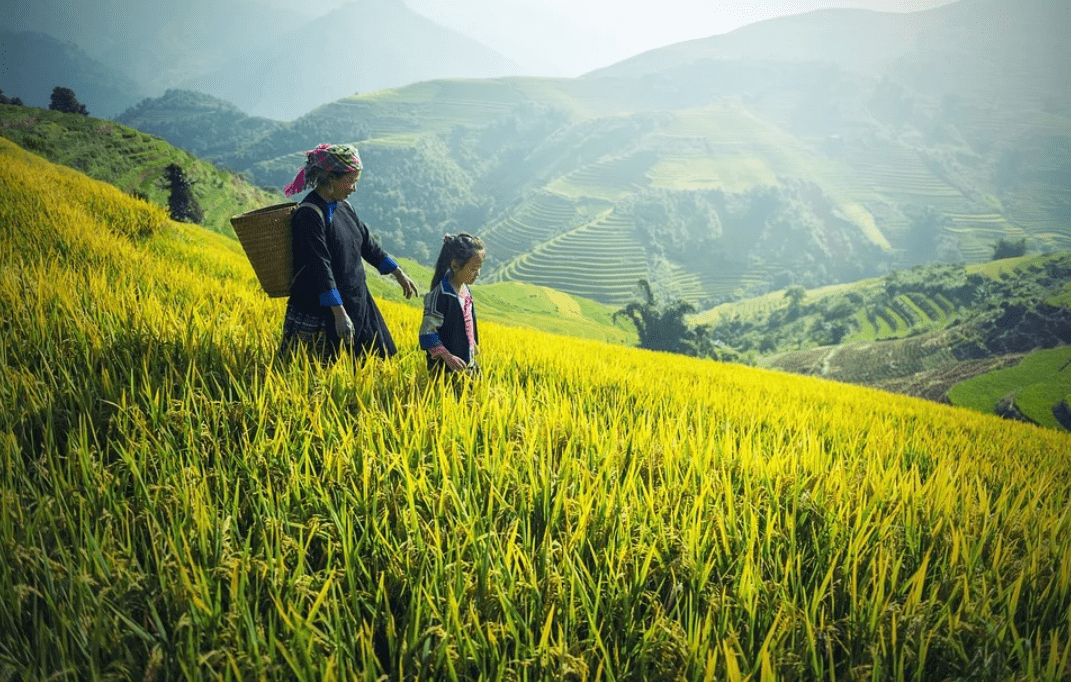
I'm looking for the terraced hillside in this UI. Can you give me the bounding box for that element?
[0,104,279,236]
[994,119,1071,255]
[186,66,1063,308]
[766,332,1010,397]
[475,88,1061,304]
[698,253,1071,339]
[113,1,1070,307]
[494,208,648,305]
[690,253,1071,430]
[480,192,590,262]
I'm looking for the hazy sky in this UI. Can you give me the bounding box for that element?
[3,0,962,80]
[386,0,958,75]
[234,0,963,76]
[0,0,963,93]
[400,0,959,41]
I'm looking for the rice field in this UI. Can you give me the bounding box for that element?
[949,346,1071,430]
[3,136,1071,681]
[481,193,592,263]
[545,151,652,203]
[495,210,649,305]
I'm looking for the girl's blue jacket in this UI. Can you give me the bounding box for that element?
[418,277,478,370]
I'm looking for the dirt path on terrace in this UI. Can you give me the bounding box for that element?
[763,335,1029,404]
[866,355,1026,403]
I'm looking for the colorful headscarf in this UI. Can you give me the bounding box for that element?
[283,143,363,197]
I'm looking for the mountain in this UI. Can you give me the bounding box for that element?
[0,31,147,118]
[592,0,1071,127]
[401,0,633,77]
[115,0,1071,310]
[0,0,314,99]
[2,0,524,122]
[177,0,526,121]
[115,89,285,166]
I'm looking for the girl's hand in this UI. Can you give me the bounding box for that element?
[445,354,468,371]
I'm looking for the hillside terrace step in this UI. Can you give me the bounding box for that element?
[507,264,647,281]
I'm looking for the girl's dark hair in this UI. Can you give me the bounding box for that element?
[431,233,485,289]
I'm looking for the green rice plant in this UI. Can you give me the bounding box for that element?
[3,135,1071,681]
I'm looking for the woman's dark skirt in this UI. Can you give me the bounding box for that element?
[278,298,396,364]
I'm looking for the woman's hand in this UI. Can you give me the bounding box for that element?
[332,306,354,342]
[393,268,419,299]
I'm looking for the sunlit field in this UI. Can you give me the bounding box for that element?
[2,137,1070,680]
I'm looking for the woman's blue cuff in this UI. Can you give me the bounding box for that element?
[377,257,398,276]
[319,289,343,307]
[419,332,442,350]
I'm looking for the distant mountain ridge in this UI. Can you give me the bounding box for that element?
[594,0,1070,108]
[178,0,526,120]
[116,90,284,164]
[112,0,1071,310]
[0,0,308,105]
[1,0,528,121]
[0,31,146,118]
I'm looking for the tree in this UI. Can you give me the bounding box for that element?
[905,205,946,265]
[614,279,702,355]
[49,87,89,115]
[784,285,806,321]
[162,164,204,224]
[0,90,23,106]
[991,237,1027,261]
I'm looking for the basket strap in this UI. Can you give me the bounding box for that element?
[296,202,324,224]
[289,202,326,290]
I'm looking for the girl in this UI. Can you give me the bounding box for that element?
[419,233,486,375]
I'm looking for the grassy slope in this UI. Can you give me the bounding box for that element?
[0,103,281,237]
[4,135,1071,680]
[948,347,1071,430]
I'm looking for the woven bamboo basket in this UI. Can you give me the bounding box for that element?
[230,202,298,298]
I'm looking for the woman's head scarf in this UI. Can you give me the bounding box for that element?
[284,143,363,197]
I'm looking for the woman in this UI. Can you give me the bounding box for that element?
[279,143,418,362]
